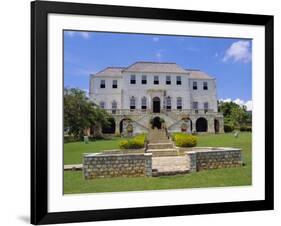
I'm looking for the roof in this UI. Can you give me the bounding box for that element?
[123,61,188,73]
[94,67,124,77]
[92,62,214,79]
[186,70,214,80]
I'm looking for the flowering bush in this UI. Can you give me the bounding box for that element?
[173,133,198,147]
[119,134,147,149]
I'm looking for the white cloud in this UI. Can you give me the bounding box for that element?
[223,40,251,63]
[152,37,159,42]
[220,98,252,111]
[155,52,162,61]
[64,31,91,39]
[80,32,90,39]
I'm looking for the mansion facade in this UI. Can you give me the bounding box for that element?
[89,62,224,135]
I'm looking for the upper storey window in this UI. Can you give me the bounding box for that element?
[166,76,171,85]
[203,81,208,90]
[100,80,105,88]
[112,80,118,88]
[176,76,182,85]
[166,96,172,111]
[130,75,136,84]
[192,101,198,109]
[141,97,147,110]
[99,102,105,109]
[154,76,159,85]
[177,97,182,110]
[141,75,147,84]
[112,101,117,114]
[193,81,197,90]
[130,96,136,110]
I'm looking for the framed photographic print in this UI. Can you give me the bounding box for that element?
[31,0,274,224]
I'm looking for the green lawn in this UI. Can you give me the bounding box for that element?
[64,137,124,165]
[64,132,252,194]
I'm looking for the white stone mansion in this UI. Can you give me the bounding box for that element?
[89,62,224,135]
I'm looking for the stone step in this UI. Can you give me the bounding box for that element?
[149,139,170,143]
[147,142,174,149]
[147,148,178,157]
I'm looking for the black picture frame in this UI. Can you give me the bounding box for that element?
[31,0,274,224]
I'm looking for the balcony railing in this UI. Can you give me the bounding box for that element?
[103,108,222,117]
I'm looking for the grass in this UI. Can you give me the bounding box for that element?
[64,137,124,165]
[64,132,252,194]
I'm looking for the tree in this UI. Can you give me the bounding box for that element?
[64,88,110,139]
[218,101,251,128]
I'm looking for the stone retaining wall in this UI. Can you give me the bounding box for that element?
[186,147,243,172]
[83,153,152,179]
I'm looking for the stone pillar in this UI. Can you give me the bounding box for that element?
[115,119,120,135]
[219,118,224,133]
[207,116,215,133]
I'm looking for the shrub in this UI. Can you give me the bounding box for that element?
[119,134,146,149]
[224,124,235,133]
[173,133,197,147]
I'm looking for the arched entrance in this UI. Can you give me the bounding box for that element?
[102,117,116,134]
[119,118,130,134]
[196,117,208,132]
[151,116,162,129]
[152,97,160,113]
[214,119,220,133]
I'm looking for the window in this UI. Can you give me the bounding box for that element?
[141,97,147,110]
[112,80,118,88]
[130,75,136,84]
[204,102,209,113]
[141,75,147,84]
[166,96,171,111]
[154,76,159,85]
[166,76,171,85]
[177,97,182,110]
[203,81,208,90]
[112,101,117,114]
[100,80,105,88]
[193,102,198,109]
[130,96,136,110]
[193,101,198,113]
[176,76,182,85]
[193,81,197,90]
[99,102,105,109]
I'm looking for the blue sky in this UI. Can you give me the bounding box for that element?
[64,30,252,110]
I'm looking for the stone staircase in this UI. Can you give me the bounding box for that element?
[146,128,178,157]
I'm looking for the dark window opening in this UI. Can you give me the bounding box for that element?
[100,80,105,88]
[130,75,136,84]
[154,76,159,85]
[112,80,118,88]
[176,76,182,85]
[193,81,197,90]
[203,82,208,90]
[141,75,147,84]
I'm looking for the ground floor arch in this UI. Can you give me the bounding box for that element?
[102,117,116,134]
[196,117,208,132]
[214,119,220,133]
[151,116,162,129]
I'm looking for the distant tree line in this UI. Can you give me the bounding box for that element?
[218,101,252,132]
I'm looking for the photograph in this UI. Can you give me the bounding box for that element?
[63,31,252,194]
